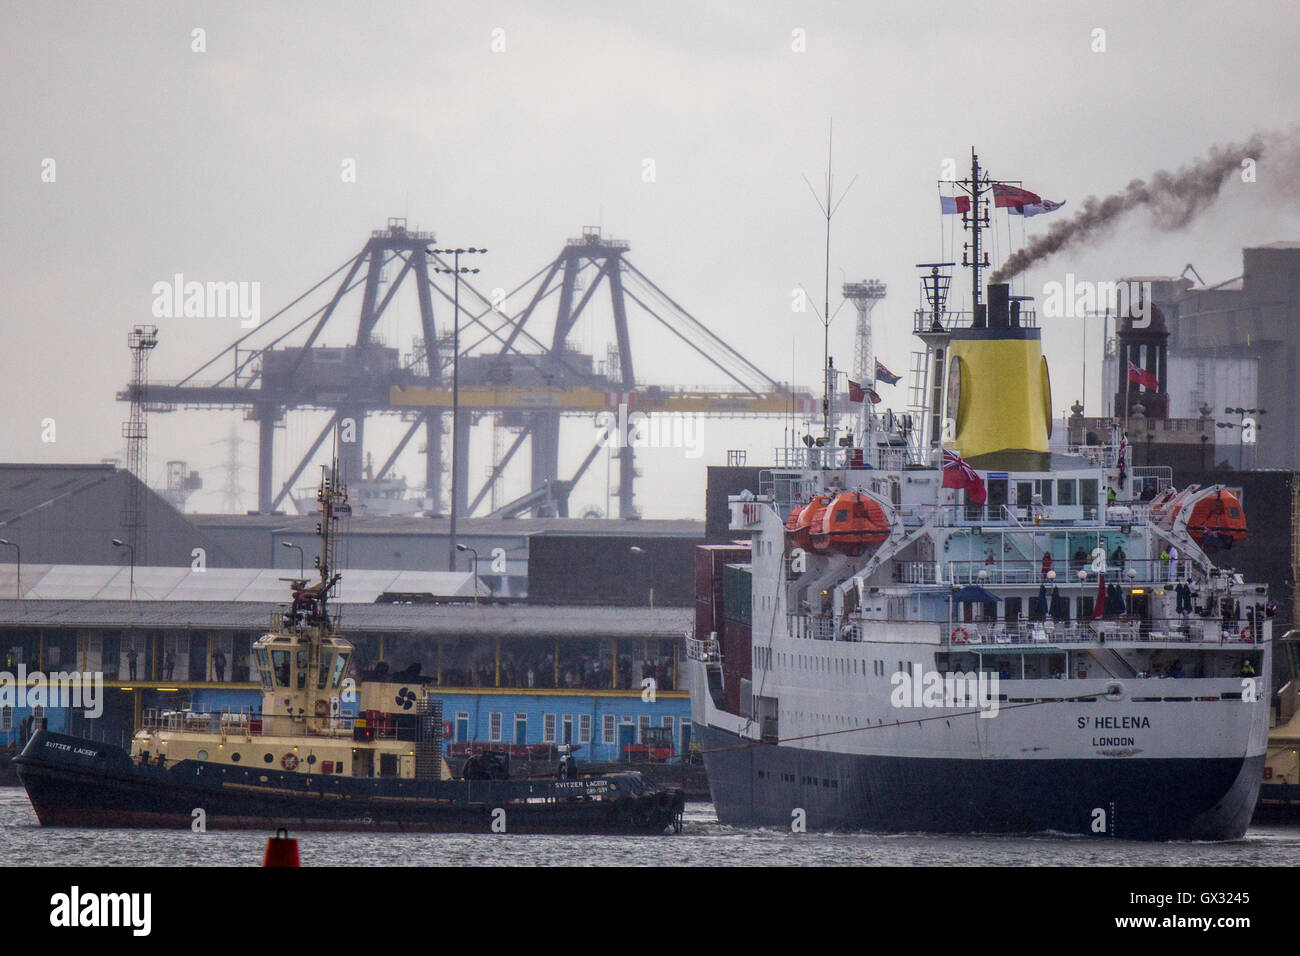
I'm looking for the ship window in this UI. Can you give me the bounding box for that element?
[271,651,290,687]
[1035,479,1053,506]
[317,652,334,690]
[1080,479,1098,507]
[255,648,273,689]
[331,653,349,689]
[1057,480,1077,506]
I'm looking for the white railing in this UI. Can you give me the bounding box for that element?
[686,636,722,663]
[942,620,1251,647]
[900,562,939,584]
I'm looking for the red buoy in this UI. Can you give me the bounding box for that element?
[263,827,301,867]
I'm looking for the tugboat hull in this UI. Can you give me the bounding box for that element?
[16,732,684,835]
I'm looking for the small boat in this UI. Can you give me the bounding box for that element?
[16,462,684,834]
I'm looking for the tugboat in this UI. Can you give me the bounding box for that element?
[16,463,684,834]
[687,150,1271,840]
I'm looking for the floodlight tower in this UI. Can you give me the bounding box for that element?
[123,325,158,562]
[842,280,886,443]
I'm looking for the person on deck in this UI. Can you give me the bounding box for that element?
[1111,544,1126,570]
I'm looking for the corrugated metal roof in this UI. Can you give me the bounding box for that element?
[0,564,487,602]
[191,513,705,537]
[0,464,117,526]
[0,600,690,637]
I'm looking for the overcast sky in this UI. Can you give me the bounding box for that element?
[2,1,1298,519]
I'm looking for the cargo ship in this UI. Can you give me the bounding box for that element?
[16,463,684,834]
[686,151,1271,840]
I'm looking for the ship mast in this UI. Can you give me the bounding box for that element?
[965,149,989,312]
[302,436,348,630]
[805,122,856,455]
[941,147,1024,315]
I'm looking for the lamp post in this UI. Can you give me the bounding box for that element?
[111,538,136,600]
[430,245,486,572]
[0,539,19,599]
[456,543,480,606]
[630,545,655,608]
[1222,407,1265,470]
[281,540,304,579]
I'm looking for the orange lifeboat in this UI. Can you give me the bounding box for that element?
[1187,489,1247,550]
[788,495,831,551]
[785,503,805,534]
[814,491,890,556]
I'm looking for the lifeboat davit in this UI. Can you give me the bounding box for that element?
[813,491,891,556]
[1187,489,1247,550]
[788,495,831,552]
[1148,487,1180,524]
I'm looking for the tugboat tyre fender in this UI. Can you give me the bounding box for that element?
[281,752,299,771]
[1103,681,1125,702]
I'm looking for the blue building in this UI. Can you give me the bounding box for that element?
[0,571,692,764]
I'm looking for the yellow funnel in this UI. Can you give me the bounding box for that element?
[945,285,1051,463]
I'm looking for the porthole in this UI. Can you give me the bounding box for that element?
[197,750,209,761]
[231,752,241,763]
[306,754,317,765]
[263,753,273,763]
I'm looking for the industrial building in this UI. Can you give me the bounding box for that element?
[1099,243,1300,470]
[0,580,692,761]
[0,464,235,568]
[0,470,700,761]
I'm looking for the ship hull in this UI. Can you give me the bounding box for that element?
[15,732,683,835]
[696,723,1261,841]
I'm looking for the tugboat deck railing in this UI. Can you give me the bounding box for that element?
[139,707,381,740]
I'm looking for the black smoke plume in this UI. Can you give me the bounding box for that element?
[991,133,1279,282]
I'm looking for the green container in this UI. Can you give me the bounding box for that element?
[722,563,752,626]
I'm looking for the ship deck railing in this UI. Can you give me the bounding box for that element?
[685,636,722,663]
[913,306,1039,333]
[937,620,1261,648]
[937,557,1188,587]
[139,707,373,739]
